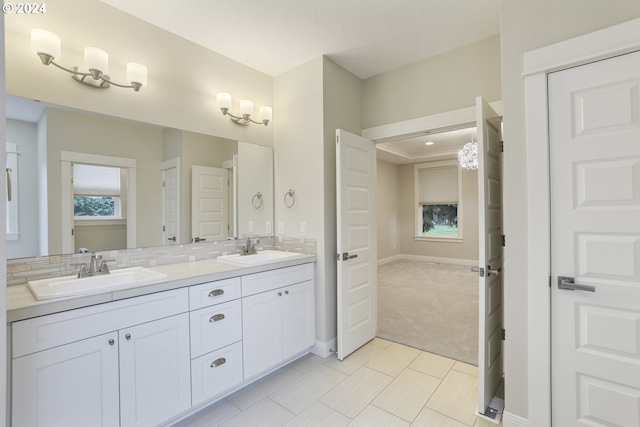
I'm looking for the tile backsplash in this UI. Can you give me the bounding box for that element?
[7,236,317,286]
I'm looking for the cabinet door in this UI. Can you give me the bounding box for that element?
[242,290,283,379]
[119,313,191,427]
[12,333,119,427]
[282,280,315,359]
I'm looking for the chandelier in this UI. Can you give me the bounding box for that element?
[457,141,478,170]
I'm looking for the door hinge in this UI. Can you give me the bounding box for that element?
[501,235,506,247]
[336,134,340,144]
[501,328,506,340]
[501,141,504,152]
[163,225,166,232]
[71,228,74,236]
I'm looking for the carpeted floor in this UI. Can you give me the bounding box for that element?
[377,259,479,366]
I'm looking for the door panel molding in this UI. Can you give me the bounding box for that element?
[524,17,640,427]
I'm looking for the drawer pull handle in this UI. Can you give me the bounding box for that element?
[108,338,115,346]
[125,333,131,340]
[209,314,225,322]
[208,289,224,297]
[211,357,226,368]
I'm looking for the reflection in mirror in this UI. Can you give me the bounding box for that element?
[5,95,274,260]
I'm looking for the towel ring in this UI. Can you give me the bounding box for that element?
[251,192,263,209]
[284,189,296,208]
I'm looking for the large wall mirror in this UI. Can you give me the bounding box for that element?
[5,95,274,260]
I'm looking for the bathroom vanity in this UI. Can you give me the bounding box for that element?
[7,256,316,427]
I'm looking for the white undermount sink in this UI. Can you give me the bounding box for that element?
[27,267,168,301]
[216,250,303,267]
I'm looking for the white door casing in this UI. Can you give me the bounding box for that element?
[161,159,180,245]
[336,129,377,361]
[549,51,640,427]
[191,165,228,242]
[476,96,504,420]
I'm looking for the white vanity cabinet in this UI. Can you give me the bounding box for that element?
[242,264,315,379]
[119,313,191,427]
[12,332,120,427]
[11,288,190,427]
[188,278,244,405]
[9,260,316,427]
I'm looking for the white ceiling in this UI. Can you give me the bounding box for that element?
[100,0,500,80]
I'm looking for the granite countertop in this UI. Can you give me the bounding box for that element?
[7,254,316,323]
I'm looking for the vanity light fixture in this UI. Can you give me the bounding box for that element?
[216,92,272,126]
[31,29,148,92]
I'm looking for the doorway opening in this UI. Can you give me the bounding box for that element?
[374,124,481,366]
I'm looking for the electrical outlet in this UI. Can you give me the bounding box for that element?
[300,221,307,236]
[248,220,254,233]
[278,221,285,235]
[266,221,272,235]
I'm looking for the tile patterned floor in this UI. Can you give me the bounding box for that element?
[172,338,501,427]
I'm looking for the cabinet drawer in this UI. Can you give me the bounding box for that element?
[242,263,314,297]
[189,277,241,310]
[13,288,189,358]
[191,341,243,405]
[190,300,242,358]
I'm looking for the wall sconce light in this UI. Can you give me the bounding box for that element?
[31,28,148,92]
[216,92,272,126]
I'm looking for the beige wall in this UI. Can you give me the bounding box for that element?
[44,108,165,252]
[274,57,327,340]
[376,159,401,260]
[363,34,501,129]
[5,0,273,148]
[398,164,478,262]
[500,1,640,421]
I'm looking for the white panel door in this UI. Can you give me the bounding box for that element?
[336,129,377,360]
[476,96,504,420]
[549,51,640,426]
[162,165,180,245]
[192,165,228,242]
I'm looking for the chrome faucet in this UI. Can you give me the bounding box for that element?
[240,238,260,256]
[73,253,112,278]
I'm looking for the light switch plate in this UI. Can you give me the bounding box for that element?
[300,221,307,236]
[278,221,285,235]
[266,221,272,235]
[248,220,254,233]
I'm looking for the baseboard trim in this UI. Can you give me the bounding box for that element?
[377,254,402,265]
[503,412,529,427]
[379,254,478,267]
[312,338,336,359]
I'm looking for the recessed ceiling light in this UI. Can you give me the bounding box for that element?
[425,141,434,146]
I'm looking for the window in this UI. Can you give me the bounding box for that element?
[414,159,462,241]
[73,164,122,219]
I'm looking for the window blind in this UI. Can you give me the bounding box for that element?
[417,166,458,204]
[73,164,121,196]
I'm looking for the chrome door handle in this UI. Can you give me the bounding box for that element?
[487,266,502,277]
[558,276,595,293]
[167,236,176,241]
[338,252,358,261]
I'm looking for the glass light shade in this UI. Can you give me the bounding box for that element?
[31,29,61,59]
[259,106,273,122]
[84,47,108,74]
[217,92,232,110]
[126,62,147,86]
[240,100,254,116]
[457,142,478,170]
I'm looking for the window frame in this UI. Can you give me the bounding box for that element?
[413,159,463,242]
